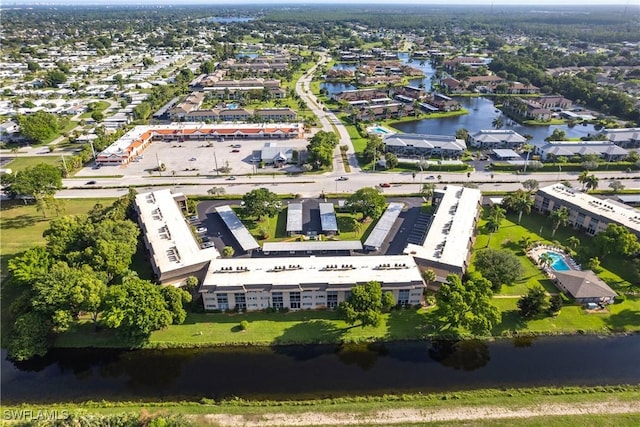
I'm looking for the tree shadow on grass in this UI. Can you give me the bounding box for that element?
[492,310,529,335]
[271,320,346,361]
[385,308,430,341]
[1,213,44,230]
[605,309,640,333]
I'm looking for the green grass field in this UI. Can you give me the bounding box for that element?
[5,155,62,172]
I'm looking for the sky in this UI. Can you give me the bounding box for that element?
[3,0,630,5]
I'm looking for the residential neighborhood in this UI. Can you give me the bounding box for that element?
[1,2,639,425]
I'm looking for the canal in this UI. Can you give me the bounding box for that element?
[3,335,639,404]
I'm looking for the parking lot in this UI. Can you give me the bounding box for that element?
[76,137,310,177]
[194,197,428,257]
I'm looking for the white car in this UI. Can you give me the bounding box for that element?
[201,242,215,249]
[336,176,349,181]
[196,227,207,233]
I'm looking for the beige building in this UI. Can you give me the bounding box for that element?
[534,184,640,237]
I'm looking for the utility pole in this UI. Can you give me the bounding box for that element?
[60,154,68,175]
[89,140,97,162]
[213,150,219,176]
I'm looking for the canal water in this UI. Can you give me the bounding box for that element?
[2,335,639,404]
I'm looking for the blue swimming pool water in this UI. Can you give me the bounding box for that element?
[226,103,238,109]
[546,251,571,271]
[371,126,391,135]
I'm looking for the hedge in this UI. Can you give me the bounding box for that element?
[491,162,638,173]
[397,161,471,172]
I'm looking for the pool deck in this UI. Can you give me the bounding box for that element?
[527,244,582,279]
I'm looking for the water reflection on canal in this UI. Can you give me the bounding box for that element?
[2,335,639,403]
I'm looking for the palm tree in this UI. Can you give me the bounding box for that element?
[577,170,590,190]
[504,189,533,224]
[565,236,580,252]
[522,143,534,173]
[539,252,553,269]
[423,269,436,288]
[585,175,599,191]
[550,206,570,238]
[486,205,506,247]
[421,182,435,199]
[492,116,504,129]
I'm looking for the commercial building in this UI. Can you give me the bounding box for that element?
[534,184,640,237]
[404,185,482,283]
[96,123,304,165]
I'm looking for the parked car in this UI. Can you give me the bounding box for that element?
[336,176,349,181]
[188,215,198,222]
[232,144,242,148]
[231,149,240,153]
[189,157,197,161]
[201,242,215,249]
[196,227,207,233]
[226,176,236,180]
[379,183,391,188]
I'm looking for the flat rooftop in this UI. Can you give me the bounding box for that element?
[537,184,640,235]
[263,240,363,253]
[215,205,260,251]
[135,190,219,275]
[286,203,303,233]
[364,202,404,250]
[201,255,424,290]
[405,185,481,269]
[319,203,338,232]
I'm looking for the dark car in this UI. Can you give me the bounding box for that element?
[379,183,391,188]
[86,180,96,185]
[231,149,240,153]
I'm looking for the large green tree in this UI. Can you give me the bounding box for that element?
[102,276,175,340]
[4,163,62,202]
[307,131,338,169]
[436,273,500,335]
[242,188,280,220]
[473,249,523,292]
[161,286,192,325]
[593,223,640,259]
[17,111,62,143]
[549,206,570,238]
[345,187,387,220]
[338,281,393,328]
[517,286,548,318]
[7,312,51,361]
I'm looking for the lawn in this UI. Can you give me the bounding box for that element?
[55,308,432,348]
[5,155,62,172]
[79,101,110,119]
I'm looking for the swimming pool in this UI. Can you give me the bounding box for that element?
[546,251,571,271]
[226,103,238,109]
[368,126,394,136]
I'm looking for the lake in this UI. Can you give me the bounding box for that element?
[3,335,639,404]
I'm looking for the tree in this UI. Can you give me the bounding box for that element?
[43,70,67,87]
[578,170,590,190]
[7,312,51,361]
[102,276,174,341]
[207,186,226,196]
[27,61,40,72]
[423,269,436,288]
[161,286,192,325]
[538,252,553,269]
[593,223,640,259]
[565,236,581,252]
[549,294,563,315]
[517,286,548,318]
[91,111,104,122]
[133,103,151,121]
[242,188,280,221]
[587,256,603,273]
[608,180,625,193]
[385,153,398,169]
[474,249,523,292]
[545,128,567,142]
[492,116,504,129]
[338,281,391,328]
[421,183,435,199]
[199,60,215,74]
[142,57,155,68]
[16,111,61,143]
[436,273,500,335]
[485,205,506,246]
[503,189,533,224]
[222,246,235,257]
[521,179,539,192]
[306,131,338,169]
[549,206,570,237]
[362,135,384,164]
[5,163,62,203]
[585,175,599,191]
[345,187,387,220]
[455,128,469,141]
[31,262,107,330]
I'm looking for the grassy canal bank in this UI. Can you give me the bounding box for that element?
[3,386,640,426]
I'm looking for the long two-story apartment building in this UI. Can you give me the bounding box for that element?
[534,184,640,237]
